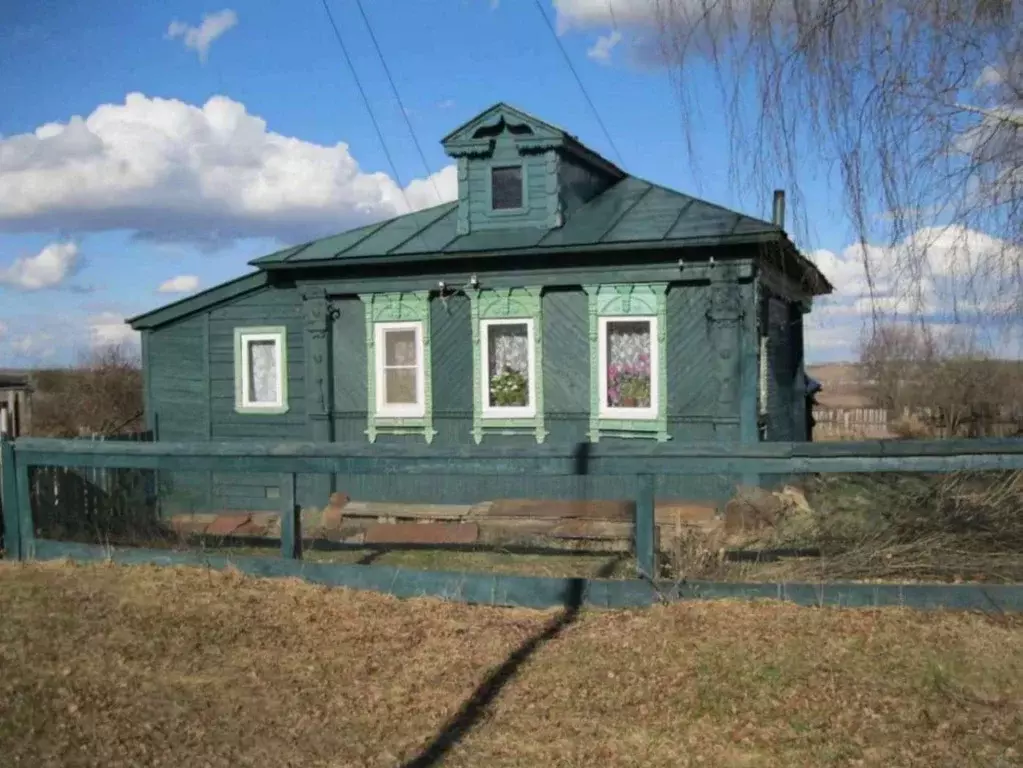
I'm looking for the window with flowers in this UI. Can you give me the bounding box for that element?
[585,283,669,442]
[470,287,546,444]
[599,317,658,418]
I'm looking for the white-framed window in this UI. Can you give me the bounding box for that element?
[480,317,536,419]
[374,321,426,418]
[234,326,288,414]
[598,315,659,420]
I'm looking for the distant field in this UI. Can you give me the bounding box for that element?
[1,562,1021,767]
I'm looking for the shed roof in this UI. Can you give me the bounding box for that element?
[0,372,31,391]
[251,176,824,286]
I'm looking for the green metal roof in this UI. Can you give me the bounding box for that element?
[251,176,818,275]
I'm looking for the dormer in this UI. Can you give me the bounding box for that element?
[441,103,625,235]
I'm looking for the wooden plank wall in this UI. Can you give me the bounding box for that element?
[146,274,764,514]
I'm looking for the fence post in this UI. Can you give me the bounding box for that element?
[634,473,656,580]
[279,473,301,560]
[1,437,21,560]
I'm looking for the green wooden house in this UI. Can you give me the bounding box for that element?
[127,103,832,512]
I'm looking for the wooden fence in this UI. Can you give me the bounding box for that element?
[813,407,1023,441]
[4,436,1023,611]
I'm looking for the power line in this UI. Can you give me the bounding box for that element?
[531,0,624,166]
[350,0,444,206]
[317,0,414,213]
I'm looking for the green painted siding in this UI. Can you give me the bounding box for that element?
[467,135,550,231]
[326,283,742,506]
[146,272,775,511]
[148,315,210,514]
[146,284,309,513]
[208,286,306,510]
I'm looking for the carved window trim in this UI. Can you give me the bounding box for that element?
[233,326,289,415]
[584,284,669,442]
[469,287,547,444]
[360,292,435,443]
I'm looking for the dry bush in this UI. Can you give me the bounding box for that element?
[859,322,1023,438]
[31,344,143,438]
[790,470,1023,583]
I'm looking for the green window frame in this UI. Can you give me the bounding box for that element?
[233,326,289,415]
[584,283,669,442]
[470,287,547,444]
[360,291,435,443]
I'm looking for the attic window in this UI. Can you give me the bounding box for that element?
[491,166,523,210]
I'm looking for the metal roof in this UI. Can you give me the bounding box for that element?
[252,176,807,271]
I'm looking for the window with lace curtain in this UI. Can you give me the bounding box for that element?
[374,321,425,418]
[598,316,659,419]
[481,318,536,418]
[234,327,288,414]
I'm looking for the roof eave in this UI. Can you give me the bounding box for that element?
[255,231,788,272]
[128,271,270,330]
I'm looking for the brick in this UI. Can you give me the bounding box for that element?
[364,522,479,546]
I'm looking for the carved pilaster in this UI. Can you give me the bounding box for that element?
[706,268,744,417]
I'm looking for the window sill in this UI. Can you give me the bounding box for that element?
[235,403,289,415]
[481,409,537,420]
[375,409,426,420]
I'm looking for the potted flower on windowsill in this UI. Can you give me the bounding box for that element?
[619,376,651,408]
[607,354,651,409]
[489,366,528,407]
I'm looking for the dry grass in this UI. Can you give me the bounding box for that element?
[1,563,1022,767]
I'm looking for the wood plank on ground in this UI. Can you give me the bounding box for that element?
[363,522,480,546]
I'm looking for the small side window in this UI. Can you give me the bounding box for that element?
[234,327,288,414]
[491,165,523,210]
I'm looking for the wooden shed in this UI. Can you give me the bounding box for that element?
[127,103,832,514]
[0,372,32,439]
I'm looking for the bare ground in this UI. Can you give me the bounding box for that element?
[1,561,1022,768]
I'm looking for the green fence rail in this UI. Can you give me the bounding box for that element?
[4,435,1023,612]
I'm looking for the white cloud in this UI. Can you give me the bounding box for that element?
[88,312,139,350]
[587,30,622,62]
[0,93,458,246]
[0,321,7,338]
[157,274,201,294]
[166,9,238,63]
[804,225,1022,361]
[553,0,664,32]
[0,241,79,290]
[9,332,55,359]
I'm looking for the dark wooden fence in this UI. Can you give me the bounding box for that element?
[3,435,1023,611]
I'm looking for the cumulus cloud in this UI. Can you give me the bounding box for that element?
[89,312,140,350]
[804,225,1022,361]
[587,30,622,62]
[0,241,80,290]
[0,93,458,246]
[157,274,201,294]
[167,9,238,63]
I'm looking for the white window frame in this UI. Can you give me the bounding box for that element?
[480,317,537,419]
[235,327,288,414]
[374,321,426,419]
[597,315,659,421]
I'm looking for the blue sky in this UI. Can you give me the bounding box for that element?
[0,0,969,366]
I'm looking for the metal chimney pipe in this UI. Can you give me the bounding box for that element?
[772,189,786,228]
